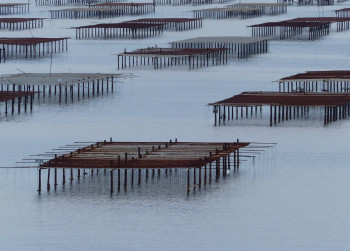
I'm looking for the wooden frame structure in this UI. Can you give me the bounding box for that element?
[0,91,36,115]
[28,139,272,193]
[124,18,203,31]
[278,71,350,92]
[335,8,350,18]
[74,23,164,39]
[0,38,69,62]
[209,92,350,126]
[117,47,228,70]
[0,73,120,103]
[249,20,332,40]
[169,36,269,58]
[0,18,44,31]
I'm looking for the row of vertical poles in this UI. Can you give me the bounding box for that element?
[252,24,330,40]
[193,9,262,19]
[280,0,334,5]
[0,19,44,31]
[336,11,350,18]
[0,4,30,15]
[0,95,34,116]
[268,104,350,126]
[89,4,156,15]
[75,25,163,39]
[0,39,68,60]
[235,5,287,15]
[336,20,350,31]
[324,103,350,125]
[0,47,4,63]
[37,160,242,194]
[278,80,350,93]
[50,9,123,19]
[191,0,232,5]
[308,24,330,40]
[212,104,347,126]
[50,5,155,19]
[125,19,202,31]
[186,151,240,193]
[35,0,124,6]
[0,77,116,104]
[269,105,313,126]
[213,105,263,126]
[251,26,276,37]
[118,50,228,70]
[172,40,268,59]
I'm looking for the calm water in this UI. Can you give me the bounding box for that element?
[1,0,350,250]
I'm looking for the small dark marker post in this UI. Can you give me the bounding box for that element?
[110,169,114,194]
[193,167,196,190]
[124,153,128,189]
[70,168,73,182]
[47,168,51,191]
[54,168,57,189]
[118,155,121,191]
[187,169,190,194]
[62,168,66,184]
[38,168,42,193]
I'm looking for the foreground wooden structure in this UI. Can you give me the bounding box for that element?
[118,47,228,69]
[0,73,120,103]
[74,23,164,39]
[0,38,69,63]
[124,18,202,31]
[209,92,350,126]
[28,139,272,193]
[0,3,30,15]
[0,18,44,31]
[278,70,350,92]
[170,36,268,59]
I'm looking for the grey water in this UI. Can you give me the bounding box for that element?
[1,0,350,250]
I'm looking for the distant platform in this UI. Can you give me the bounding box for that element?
[170,36,269,58]
[209,92,350,126]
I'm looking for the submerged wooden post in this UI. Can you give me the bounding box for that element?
[193,167,196,190]
[187,169,190,193]
[110,169,114,193]
[54,168,57,189]
[118,169,121,191]
[62,168,66,184]
[198,166,202,187]
[38,168,42,193]
[70,168,73,182]
[47,168,51,191]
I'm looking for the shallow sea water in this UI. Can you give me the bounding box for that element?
[1,0,350,250]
